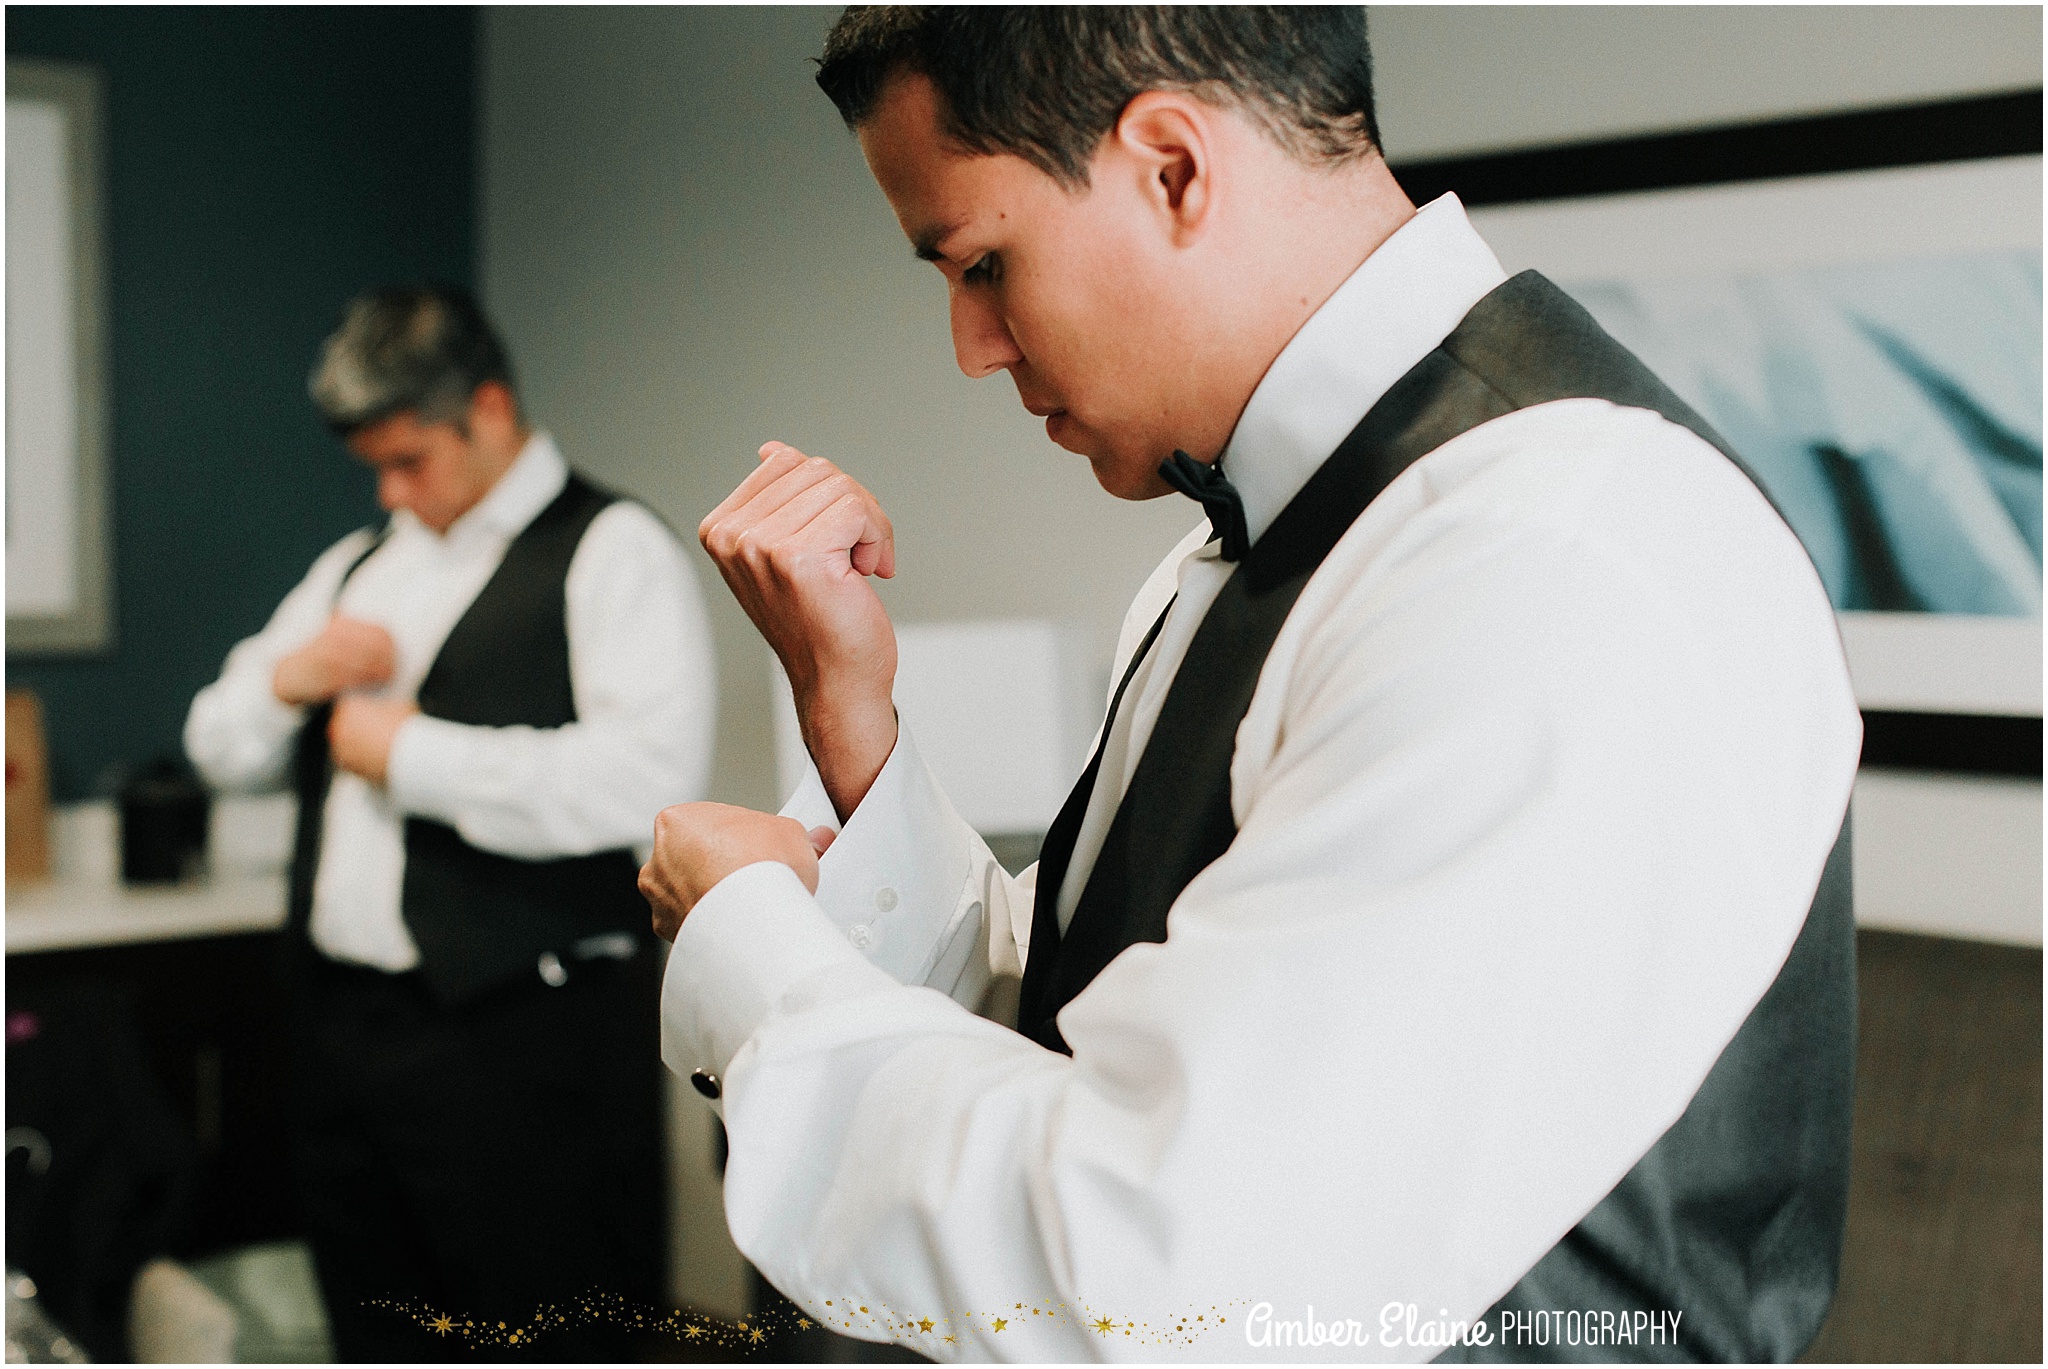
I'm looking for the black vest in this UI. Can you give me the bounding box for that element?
[1018,272,1855,1362]
[288,473,652,1005]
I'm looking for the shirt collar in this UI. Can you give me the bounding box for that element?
[1218,193,1509,546]
[400,430,569,544]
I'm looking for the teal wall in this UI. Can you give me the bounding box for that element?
[7,7,477,799]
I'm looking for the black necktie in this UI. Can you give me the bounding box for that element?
[1158,449,1250,562]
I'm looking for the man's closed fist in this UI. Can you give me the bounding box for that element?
[329,695,419,785]
[275,615,397,705]
[639,802,823,941]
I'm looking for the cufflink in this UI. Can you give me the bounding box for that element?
[689,1069,721,1100]
[537,951,569,988]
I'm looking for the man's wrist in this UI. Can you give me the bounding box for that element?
[798,690,899,822]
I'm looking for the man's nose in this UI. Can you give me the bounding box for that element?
[950,288,1022,379]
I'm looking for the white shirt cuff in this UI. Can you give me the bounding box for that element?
[779,755,839,832]
[660,860,893,1089]
[385,714,474,821]
[231,671,311,758]
[794,725,978,985]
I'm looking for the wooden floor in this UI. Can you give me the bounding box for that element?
[1803,930,2042,1363]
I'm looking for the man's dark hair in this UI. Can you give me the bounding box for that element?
[816,6,1380,187]
[308,284,517,436]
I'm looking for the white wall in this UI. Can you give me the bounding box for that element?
[1372,5,2041,159]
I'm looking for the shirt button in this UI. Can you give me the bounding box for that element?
[875,887,898,912]
[689,1070,721,1100]
[537,952,568,987]
[848,922,875,950]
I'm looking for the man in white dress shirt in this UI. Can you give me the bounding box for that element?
[641,10,1860,1362]
[186,285,715,1358]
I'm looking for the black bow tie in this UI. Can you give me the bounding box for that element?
[1159,450,1250,562]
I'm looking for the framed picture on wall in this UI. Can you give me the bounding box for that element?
[1394,91,2043,732]
[8,58,113,655]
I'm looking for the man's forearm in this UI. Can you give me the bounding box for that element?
[797,685,899,823]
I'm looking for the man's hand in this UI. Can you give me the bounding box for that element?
[640,802,824,942]
[700,443,900,822]
[329,695,419,784]
[275,615,397,705]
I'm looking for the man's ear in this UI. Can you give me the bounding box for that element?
[467,379,520,436]
[1111,90,1215,244]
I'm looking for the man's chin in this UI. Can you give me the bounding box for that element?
[1084,451,1177,502]
[1044,409,1087,454]
[1046,417,1173,500]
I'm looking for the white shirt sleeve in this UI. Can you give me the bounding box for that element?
[659,411,1861,1362]
[778,723,1035,1008]
[184,528,378,793]
[384,501,717,859]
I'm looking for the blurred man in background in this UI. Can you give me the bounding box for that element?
[186,285,714,1358]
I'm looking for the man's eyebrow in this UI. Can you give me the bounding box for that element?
[911,220,967,263]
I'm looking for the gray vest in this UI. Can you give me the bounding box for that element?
[1018,272,1855,1361]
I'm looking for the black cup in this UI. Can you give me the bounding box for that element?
[119,760,211,885]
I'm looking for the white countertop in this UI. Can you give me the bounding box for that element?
[6,796,294,955]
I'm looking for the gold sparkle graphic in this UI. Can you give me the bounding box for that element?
[365,1290,1245,1353]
